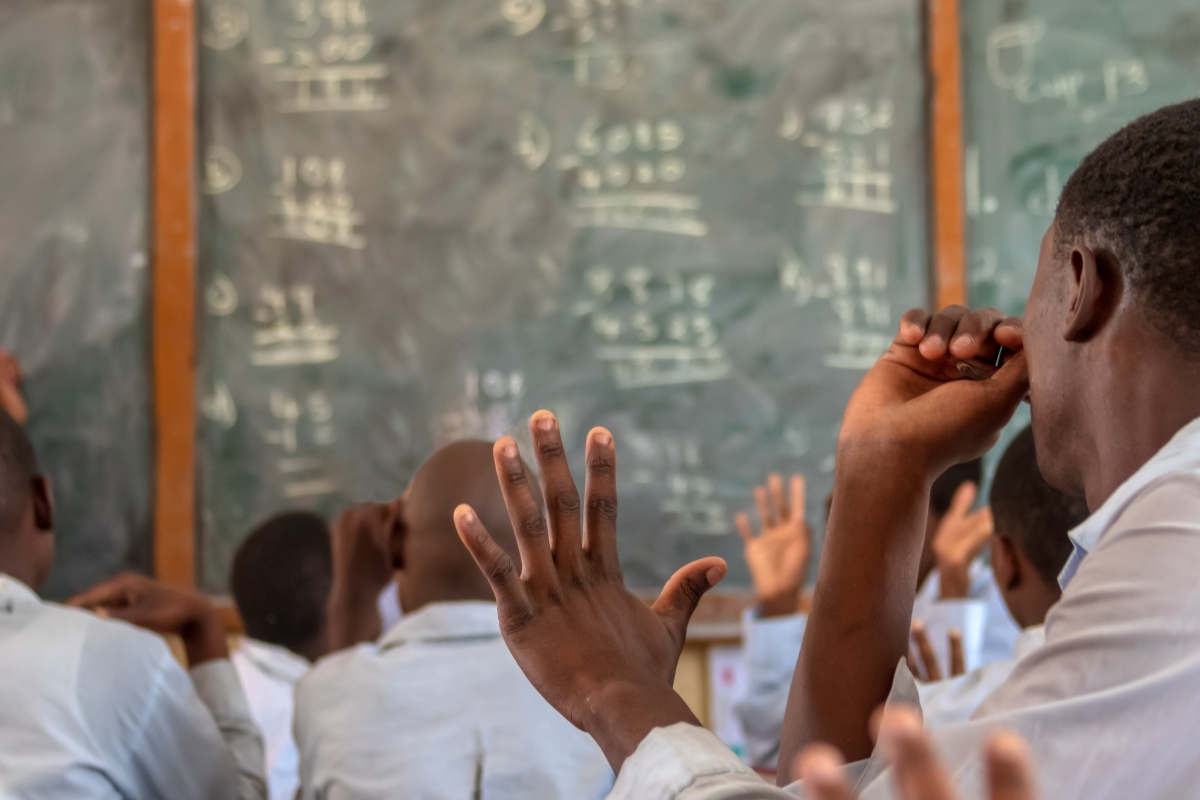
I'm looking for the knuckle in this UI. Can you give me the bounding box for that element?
[587,452,615,477]
[550,490,580,515]
[517,510,548,536]
[488,552,517,583]
[586,495,619,523]
[537,439,566,461]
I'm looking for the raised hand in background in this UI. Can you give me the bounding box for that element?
[931,482,994,599]
[737,474,811,617]
[798,706,1039,800]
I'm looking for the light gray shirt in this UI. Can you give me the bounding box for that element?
[612,415,1200,799]
[294,600,613,800]
[735,561,1018,768]
[233,638,310,800]
[0,575,266,799]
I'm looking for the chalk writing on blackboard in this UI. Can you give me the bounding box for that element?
[259,0,388,112]
[271,155,366,249]
[251,283,340,367]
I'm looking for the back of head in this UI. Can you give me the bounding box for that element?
[929,458,983,518]
[1057,99,1200,352]
[401,440,522,608]
[990,427,1089,586]
[230,511,332,657]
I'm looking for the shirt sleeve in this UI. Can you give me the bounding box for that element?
[192,659,269,800]
[733,611,807,769]
[609,724,800,800]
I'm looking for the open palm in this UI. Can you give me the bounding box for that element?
[738,474,810,615]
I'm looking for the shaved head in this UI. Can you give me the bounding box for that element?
[398,440,530,611]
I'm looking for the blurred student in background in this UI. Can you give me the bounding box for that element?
[230,511,334,800]
[294,440,613,800]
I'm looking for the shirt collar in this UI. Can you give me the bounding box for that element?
[1059,414,1200,589]
[0,574,40,614]
[1013,624,1045,661]
[237,638,311,684]
[379,601,501,648]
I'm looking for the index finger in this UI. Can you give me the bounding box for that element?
[493,437,557,585]
[797,745,855,800]
[912,621,942,682]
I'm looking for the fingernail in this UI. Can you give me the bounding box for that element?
[457,507,475,525]
[503,440,518,459]
[535,413,556,431]
[592,429,611,447]
[706,564,726,586]
[953,335,971,347]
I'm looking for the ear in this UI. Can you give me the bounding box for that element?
[30,475,54,532]
[990,535,1021,592]
[1063,245,1120,342]
[387,497,407,571]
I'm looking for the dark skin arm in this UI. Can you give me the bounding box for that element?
[452,412,728,771]
[325,500,402,651]
[777,306,1029,780]
[68,573,228,667]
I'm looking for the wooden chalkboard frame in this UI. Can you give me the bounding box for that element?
[149,0,967,630]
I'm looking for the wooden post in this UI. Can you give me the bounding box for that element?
[929,0,967,309]
[152,0,198,588]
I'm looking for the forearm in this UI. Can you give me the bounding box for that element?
[583,680,703,773]
[182,605,230,667]
[778,443,933,777]
[325,577,384,650]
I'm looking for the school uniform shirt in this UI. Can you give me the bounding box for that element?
[376,578,403,634]
[916,624,1044,729]
[608,414,1200,799]
[0,575,266,799]
[294,600,613,800]
[733,560,1018,768]
[232,638,310,800]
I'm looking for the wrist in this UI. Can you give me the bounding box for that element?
[936,560,971,599]
[181,600,228,667]
[582,679,700,772]
[759,591,802,618]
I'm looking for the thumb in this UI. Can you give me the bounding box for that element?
[652,557,727,644]
[976,349,1030,420]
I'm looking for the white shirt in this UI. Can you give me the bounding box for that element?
[734,561,1018,768]
[0,575,266,799]
[233,639,310,800]
[916,625,1044,729]
[294,601,613,800]
[610,415,1200,799]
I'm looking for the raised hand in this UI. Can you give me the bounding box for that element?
[737,474,811,617]
[798,707,1038,800]
[69,573,228,667]
[782,307,1029,775]
[452,411,728,770]
[931,482,994,599]
[0,349,28,425]
[908,622,966,682]
[327,500,404,650]
[839,306,1028,476]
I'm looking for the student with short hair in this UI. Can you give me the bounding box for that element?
[445,99,1200,799]
[915,425,1088,728]
[230,511,333,800]
[0,405,266,799]
[293,440,612,800]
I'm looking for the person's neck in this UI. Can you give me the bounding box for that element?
[1080,350,1200,509]
[401,583,495,616]
[0,551,38,592]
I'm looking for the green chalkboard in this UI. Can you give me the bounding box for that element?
[196,0,930,592]
[0,1,152,598]
[962,0,1200,315]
